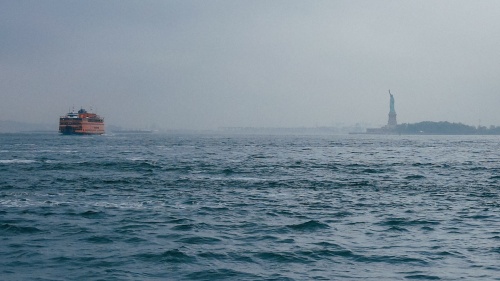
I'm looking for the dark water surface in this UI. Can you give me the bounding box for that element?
[1,133,499,280]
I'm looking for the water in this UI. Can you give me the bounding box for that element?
[1,133,499,280]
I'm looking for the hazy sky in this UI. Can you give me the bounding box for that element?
[2,0,500,130]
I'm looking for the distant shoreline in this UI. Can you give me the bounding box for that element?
[363,121,500,136]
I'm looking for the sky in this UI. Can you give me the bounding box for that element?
[1,0,500,130]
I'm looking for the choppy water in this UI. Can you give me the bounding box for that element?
[1,133,499,280]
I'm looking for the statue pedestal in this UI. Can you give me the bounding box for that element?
[388,112,397,127]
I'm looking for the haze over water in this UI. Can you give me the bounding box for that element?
[1,133,499,280]
[2,1,500,130]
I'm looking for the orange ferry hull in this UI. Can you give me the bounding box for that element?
[59,108,105,135]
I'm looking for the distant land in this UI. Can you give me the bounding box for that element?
[364,121,500,135]
[362,92,500,135]
[219,125,367,135]
[394,121,500,135]
[221,122,500,135]
[2,120,500,135]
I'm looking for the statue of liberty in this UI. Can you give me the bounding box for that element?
[387,90,397,127]
[389,90,396,114]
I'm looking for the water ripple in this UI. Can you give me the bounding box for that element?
[1,133,500,280]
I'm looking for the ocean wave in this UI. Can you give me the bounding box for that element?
[185,268,261,280]
[378,218,441,227]
[80,210,106,219]
[256,251,313,264]
[134,249,195,263]
[2,134,500,280]
[0,159,36,164]
[404,274,441,280]
[286,220,330,232]
[0,223,43,234]
[82,235,114,244]
[177,236,222,245]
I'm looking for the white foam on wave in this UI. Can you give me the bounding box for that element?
[128,157,146,161]
[16,200,162,210]
[0,199,34,208]
[0,198,74,208]
[0,159,36,164]
[92,201,153,210]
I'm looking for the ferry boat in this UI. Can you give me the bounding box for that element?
[59,108,105,135]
